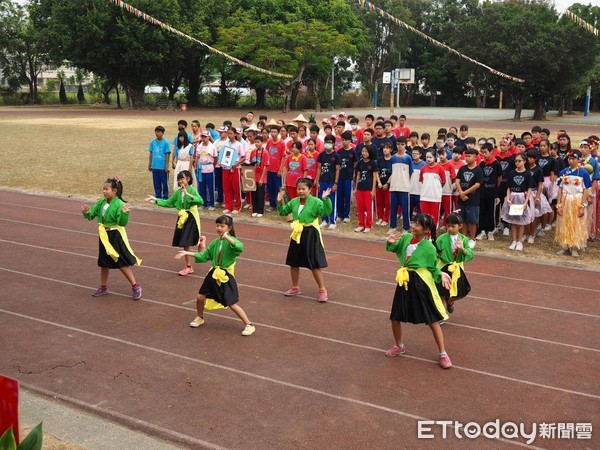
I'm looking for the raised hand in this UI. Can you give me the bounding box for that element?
[81,204,90,214]
[322,188,332,199]
[145,195,157,203]
[121,203,133,213]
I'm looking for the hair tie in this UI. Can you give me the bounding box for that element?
[113,176,121,183]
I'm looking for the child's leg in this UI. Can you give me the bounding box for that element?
[391,320,403,346]
[441,195,452,222]
[196,294,206,318]
[511,223,517,241]
[183,246,194,267]
[376,188,384,221]
[215,168,223,204]
[206,172,215,207]
[310,268,325,290]
[222,170,233,210]
[100,267,109,286]
[399,192,410,230]
[410,194,421,217]
[429,322,446,353]
[229,303,251,325]
[119,266,136,285]
[356,190,366,227]
[383,189,390,222]
[152,170,162,199]
[256,183,265,214]
[516,224,525,241]
[160,171,169,199]
[290,267,300,287]
[389,192,399,229]
[467,222,477,240]
[365,193,373,228]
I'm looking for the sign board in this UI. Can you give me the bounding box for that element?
[241,166,256,192]
[382,72,391,84]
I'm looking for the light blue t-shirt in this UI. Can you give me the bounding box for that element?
[149,138,171,170]
[173,132,194,148]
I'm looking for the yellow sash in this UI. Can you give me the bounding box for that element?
[290,218,322,245]
[205,263,236,311]
[446,262,464,298]
[177,205,201,242]
[98,224,142,265]
[396,267,411,290]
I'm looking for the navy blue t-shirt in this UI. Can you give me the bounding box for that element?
[507,169,532,193]
[354,159,378,191]
[317,151,341,183]
[456,165,483,206]
[338,148,359,180]
[377,156,392,185]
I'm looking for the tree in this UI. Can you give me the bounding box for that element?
[57,68,67,103]
[75,68,86,103]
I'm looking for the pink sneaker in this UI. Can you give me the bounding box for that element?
[439,354,452,369]
[178,267,194,276]
[284,287,301,296]
[385,344,406,357]
[318,289,328,302]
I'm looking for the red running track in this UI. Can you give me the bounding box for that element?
[0,190,598,449]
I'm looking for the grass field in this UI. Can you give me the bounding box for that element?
[1,106,597,264]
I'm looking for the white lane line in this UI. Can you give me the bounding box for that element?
[20,384,228,450]
[0,234,597,320]
[0,308,586,447]
[1,266,599,401]
[2,214,600,304]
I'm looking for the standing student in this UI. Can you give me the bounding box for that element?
[146,170,203,276]
[385,213,453,369]
[178,215,255,336]
[82,177,142,300]
[495,139,516,236]
[437,148,456,224]
[194,131,217,210]
[555,150,592,257]
[353,145,378,233]
[213,126,229,206]
[476,143,502,241]
[500,153,533,251]
[315,134,341,229]
[436,213,472,314]
[282,141,308,200]
[265,126,287,210]
[387,136,413,234]
[450,147,466,211]
[249,134,269,217]
[409,148,426,218]
[337,131,359,223]
[304,139,320,182]
[375,142,393,226]
[455,148,483,248]
[538,139,559,232]
[525,150,552,244]
[580,140,600,241]
[278,178,332,302]
[419,150,446,227]
[220,127,246,214]
[172,131,195,190]
[148,125,171,200]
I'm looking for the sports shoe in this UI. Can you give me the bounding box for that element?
[354,226,365,232]
[208,206,215,211]
[380,221,388,226]
[256,214,263,218]
[515,242,523,251]
[439,354,452,369]
[509,241,517,250]
[503,227,510,236]
[343,218,351,223]
[447,299,455,314]
[363,228,371,233]
[556,248,569,256]
[387,227,397,235]
[243,204,251,209]
[318,289,328,302]
[571,249,580,257]
[190,316,204,328]
[242,323,256,336]
[375,219,383,226]
[475,231,487,240]
[544,224,552,231]
[521,234,529,242]
[178,266,194,276]
[284,287,302,296]
[320,221,329,228]
[468,239,476,249]
[385,344,406,357]
[231,209,240,214]
[487,232,494,241]
[132,285,142,300]
[527,236,535,244]
[328,223,336,230]
[252,212,258,217]
[91,286,108,297]
[222,209,231,214]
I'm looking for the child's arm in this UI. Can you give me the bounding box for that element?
[165,151,171,174]
[81,201,99,220]
[277,191,293,216]
[116,203,131,227]
[456,235,473,262]
[333,165,340,192]
[385,232,405,253]
[153,190,178,208]
[148,152,152,172]
[183,185,203,206]
[222,233,244,255]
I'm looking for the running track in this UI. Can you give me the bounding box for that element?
[0,191,598,449]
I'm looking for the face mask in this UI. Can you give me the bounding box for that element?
[351,125,357,130]
[325,143,333,150]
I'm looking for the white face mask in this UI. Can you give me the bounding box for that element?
[351,125,357,130]
[325,143,334,150]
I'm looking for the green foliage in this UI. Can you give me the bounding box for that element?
[45,78,56,92]
[0,423,43,450]
[59,80,67,104]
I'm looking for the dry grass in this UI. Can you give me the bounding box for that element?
[1,107,597,265]
[19,426,85,450]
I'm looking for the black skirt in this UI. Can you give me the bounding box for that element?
[285,226,328,269]
[198,267,239,307]
[390,272,445,325]
[172,214,200,247]
[97,230,137,269]
[437,264,471,300]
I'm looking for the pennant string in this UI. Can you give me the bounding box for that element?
[565,9,599,37]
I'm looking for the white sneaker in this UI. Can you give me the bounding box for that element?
[515,241,523,251]
[208,206,215,211]
[231,210,239,214]
[320,221,329,228]
[354,226,365,232]
[503,227,510,236]
[256,213,263,218]
[527,236,535,244]
[190,316,205,328]
[535,230,545,237]
[521,234,529,242]
[571,249,579,257]
[375,219,383,226]
[544,224,552,231]
[387,227,397,235]
[509,241,517,250]
[242,323,255,336]
[476,231,487,240]
[243,204,251,209]
[380,221,388,226]
[363,228,371,233]
[468,239,476,249]
[328,223,336,230]
[487,232,494,241]
[251,212,258,217]
[222,209,231,214]
[343,218,351,223]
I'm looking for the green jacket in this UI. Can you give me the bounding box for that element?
[83,197,129,227]
[386,233,441,283]
[436,232,473,264]
[156,186,203,210]
[195,236,244,268]
[278,195,332,222]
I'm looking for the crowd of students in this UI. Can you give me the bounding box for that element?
[148,111,599,257]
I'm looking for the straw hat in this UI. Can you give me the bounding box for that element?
[267,118,278,126]
[292,114,308,123]
[247,123,260,132]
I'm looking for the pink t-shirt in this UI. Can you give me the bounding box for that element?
[305,151,320,180]
[284,154,308,187]
[195,142,217,174]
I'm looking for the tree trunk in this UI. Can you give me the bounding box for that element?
[482,88,487,109]
[219,69,228,108]
[313,81,321,112]
[123,82,145,108]
[557,95,565,117]
[430,91,437,107]
[116,84,122,109]
[255,87,266,109]
[512,94,524,121]
[533,97,546,121]
[291,85,299,110]
[188,72,200,107]
[284,65,305,113]
[566,95,574,115]
[102,86,111,104]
